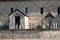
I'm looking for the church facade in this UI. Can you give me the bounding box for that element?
[0,1,60,29]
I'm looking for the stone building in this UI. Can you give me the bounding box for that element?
[0,0,60,29]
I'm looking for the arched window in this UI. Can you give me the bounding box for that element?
[58,7,60,15]
[11,8,13,13]
[25,7,28,14]
[40,7,43,14]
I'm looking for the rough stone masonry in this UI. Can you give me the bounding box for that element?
[0,1,60,29]
[0,30,60,39]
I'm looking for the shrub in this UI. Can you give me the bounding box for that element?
[37,25,43,30]
[1,25,9,29]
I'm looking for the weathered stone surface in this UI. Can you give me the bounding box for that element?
[0,1,60,29]
[0,30,60,39]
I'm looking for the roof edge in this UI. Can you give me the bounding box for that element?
[9,9,28,17]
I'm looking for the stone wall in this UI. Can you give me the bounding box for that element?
[0,30,60,39]
[0,1,60,28]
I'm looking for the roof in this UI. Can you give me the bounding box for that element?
[9,9,28,17]
[44,12,55,18]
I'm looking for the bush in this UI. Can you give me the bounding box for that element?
[1,25,9,29]
[37,25,43,30]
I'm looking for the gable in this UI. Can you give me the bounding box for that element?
[44,12,55,18]
[9,9,28,17]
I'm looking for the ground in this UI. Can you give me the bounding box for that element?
[0,29,60,39]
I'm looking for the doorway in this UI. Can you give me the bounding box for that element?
[15,16,20,29]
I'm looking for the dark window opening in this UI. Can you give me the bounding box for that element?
[41,7,43,14]
[11,8,13,13]
[25,7,28,14]
[58,7,60,15]
[15,16,20,29]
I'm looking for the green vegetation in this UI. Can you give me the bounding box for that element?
[37,25,43,30]
[1,25,9,29]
